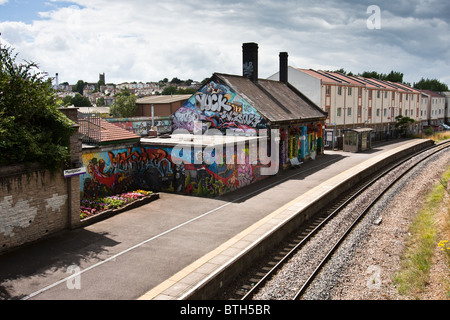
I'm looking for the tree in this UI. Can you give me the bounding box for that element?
[327,68,353,76]
[96,79,105,92]
[72,79,86,95]
[414,78,448,92]
[96,97,105,106]
[170,77,182,84]
[384,70,403,83]
[62,95,73,106]
[110,95,137,118]
[359,70,404,83]
[115,88,131,97]
[161,85,178,95]
[0,45,75,170]
[71,93,92,107]
[395,115,415,137]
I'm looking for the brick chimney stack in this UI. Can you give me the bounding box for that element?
[279,52,288,84]
[242,42,259,82]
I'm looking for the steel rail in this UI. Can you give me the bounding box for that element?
[241,140,450,300]
[292,140,450,300]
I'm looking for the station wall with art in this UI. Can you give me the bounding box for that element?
[173,79,267,134]
[80,143,274,199]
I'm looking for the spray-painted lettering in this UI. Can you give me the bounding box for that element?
[196,93,232,112]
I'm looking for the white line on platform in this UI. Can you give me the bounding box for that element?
[22,158,338,300]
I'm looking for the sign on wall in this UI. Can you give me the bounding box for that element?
[64,167,87,178]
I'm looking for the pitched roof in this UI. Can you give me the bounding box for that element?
[298,69,424,94]
[99,119,140,143]
[79,117,140,145]
[215,73,327,124]
[419,89,444,98]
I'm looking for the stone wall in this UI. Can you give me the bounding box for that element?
[0,165,70,253]
[0,107,82,254]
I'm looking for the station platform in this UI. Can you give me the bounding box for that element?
[0,139,433,300]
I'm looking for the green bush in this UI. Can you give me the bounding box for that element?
[0,45,75,170]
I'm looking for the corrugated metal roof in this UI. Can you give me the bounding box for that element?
[215,73,327,123]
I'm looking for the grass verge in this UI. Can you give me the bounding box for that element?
[394,166,450,299]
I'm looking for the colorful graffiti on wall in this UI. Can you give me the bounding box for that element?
[173,80,267,134]
[279,124,324,166]
[80,144,271,199]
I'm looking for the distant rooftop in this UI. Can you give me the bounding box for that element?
[78,115,140,146]
[136,95,193,104]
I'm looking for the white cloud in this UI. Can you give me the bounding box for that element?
[0,0,448,85]
[0,0,9,5]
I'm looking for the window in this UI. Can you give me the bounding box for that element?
[348,107,352,116]
[377,90,380,98]
[358,88,362,97]
[368,90,372,99]
[406,94,408,100]
[357,106,362,117]
[385,91,388,98]
[337,108,342,117]
[376,109,380,117]
[338,86,342,95]
[384,109,387,117]
[326,85,330,95]
[368,107,372,118]
[348,87,352,96]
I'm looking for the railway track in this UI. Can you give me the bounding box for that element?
[216,140,450,300]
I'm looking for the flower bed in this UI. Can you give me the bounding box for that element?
[80,190,153,220]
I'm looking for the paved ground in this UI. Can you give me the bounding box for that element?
[0,139,421,300]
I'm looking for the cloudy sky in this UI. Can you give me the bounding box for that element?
[0,0,449,86]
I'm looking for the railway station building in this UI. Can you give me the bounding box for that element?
[77,43,327,198]
[137,43,327,196]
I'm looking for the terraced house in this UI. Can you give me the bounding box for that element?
[269,68,447,136]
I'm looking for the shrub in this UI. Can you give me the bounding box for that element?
[0,45,75,170]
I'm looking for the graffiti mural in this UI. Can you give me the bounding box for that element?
[173,80,267,134]
[81,143,274,199]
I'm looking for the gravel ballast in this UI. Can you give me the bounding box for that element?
[252,144,450,300]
